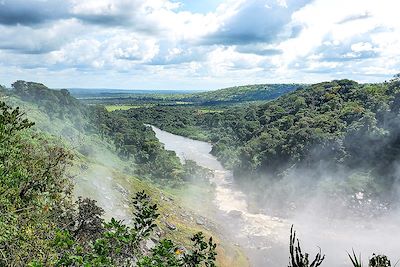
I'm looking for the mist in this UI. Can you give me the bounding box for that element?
[233,154,400,266]
[151,124,400,266]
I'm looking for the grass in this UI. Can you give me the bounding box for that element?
[105,102,193,112]
[105,105,142,111]
[74,159,250,267]
[9,95,248,267]
[123,174,250,267]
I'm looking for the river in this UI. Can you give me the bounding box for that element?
[151,126,289,266]
[151,126,400,267]
[75,125,400,266]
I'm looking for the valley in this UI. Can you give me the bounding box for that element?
[1,1,399,266]
[2,77,400,266]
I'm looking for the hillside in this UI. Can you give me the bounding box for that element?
[0,81,248,266]
[182,84,301,105]
[75,83,300,107]
[125,77,400,215]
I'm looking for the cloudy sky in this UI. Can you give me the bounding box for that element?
[0,0,399,90]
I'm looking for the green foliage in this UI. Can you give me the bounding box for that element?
[6,81,186,184]
[132,191,160,248]
[139,232,218,267]
[183,232,217,267]
[289,226,325,267]
[127,77,400,203]
[185,84,300,105]
[348,250,363,267]
[11,80,87,122]
[0,101,73,265]
[75,84,299,106]
[51,192,217,267]
[0,101,34,138]
[0,99,218,266]
[348,251,392,267]
[138,239,182,267]
[369,254,391,267]
[183,160,213,182]
[70,197,105,242]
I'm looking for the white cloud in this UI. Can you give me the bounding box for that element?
[0,0,399,89]
[273,0,400,81]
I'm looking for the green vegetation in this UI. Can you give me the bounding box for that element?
[105,105,142,112]
[1,81,252,266]
[289,226,324,267]
[0,98,219,266]
[291,227,393,267]
[2,78,398,266]
[77,84,299,107]
[5,81,189,184]
[184,84,300,105]
[125,76,400,208]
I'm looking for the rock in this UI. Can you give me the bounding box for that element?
[154,226,164,238]
[161,195,174,202]
[144,239,156,250]
[196,218,205,225]
[166,221,177,230]
[180,212,189,219]
[228,210,243,218]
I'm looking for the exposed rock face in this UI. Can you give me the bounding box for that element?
[166,221,177,230]
[144,239,156,251]
[196,218,205,225]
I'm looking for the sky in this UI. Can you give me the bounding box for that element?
[0,0,399,90]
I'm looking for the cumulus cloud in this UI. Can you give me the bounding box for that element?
[273,0,400,82]
[0,0,70,25]
[200,0,311,45]
[0,19,83,54]
[48,33,160,71]
[0,0,399,88]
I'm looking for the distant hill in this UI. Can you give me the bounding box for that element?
[73,83,301,106]
[68,88,201,99]
[182,84,301,105]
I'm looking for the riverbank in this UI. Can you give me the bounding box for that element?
[151,125,290,266]
[74,152,249,266]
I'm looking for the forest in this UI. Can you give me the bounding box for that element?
[125,77,400,213]
[1,78,399,266]
[73,84,299,107]
[0,82,220,266]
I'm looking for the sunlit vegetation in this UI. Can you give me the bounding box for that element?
[4,81,191,184]
[185,83,300,105]
[105,105,143,112]
[126,76,400,206]
[1,78,397,265]
[0,99,218,266]
[75,84,299,107]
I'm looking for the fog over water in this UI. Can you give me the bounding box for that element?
[151,126,400,267]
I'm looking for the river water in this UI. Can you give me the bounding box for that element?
[151,126,289,266]
[151,126,400,267]
[75,125,400,266]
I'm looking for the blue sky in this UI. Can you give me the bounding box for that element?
[0,0,399,90]
[175,0,225,13]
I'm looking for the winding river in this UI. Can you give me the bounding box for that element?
[151,126,400,267]
[151,126,289,266]
[75,125,400,266]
